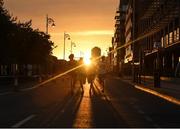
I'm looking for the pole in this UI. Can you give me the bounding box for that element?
[71,41,73,54]
[46,14,48,34]
[132,0,135,82]
[154,48,161,88]
[63,32,66,60]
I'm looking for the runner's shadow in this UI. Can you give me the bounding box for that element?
[49,88,84,128]
[90,81,128,127]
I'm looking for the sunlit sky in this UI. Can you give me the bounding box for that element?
[4,0,119,60]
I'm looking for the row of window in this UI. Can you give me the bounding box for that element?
[161,27,180,47]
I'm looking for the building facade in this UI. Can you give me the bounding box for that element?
[112,0,128,74]
[137,0,180,77]
[113,0,180,78]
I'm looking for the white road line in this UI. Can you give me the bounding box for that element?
[153,124,160,128]
[0,91,12,96]
[137,110,145,115]
[11,114,36,128]
[144,116,153,122]
[21,85,39,92]
[106,96,111,101]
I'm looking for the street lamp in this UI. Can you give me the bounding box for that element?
[64,32,71,60]
[46,14,55,34]
[70,41,76,54]
[132,0,135,82]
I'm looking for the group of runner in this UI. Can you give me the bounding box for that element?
[67,54,107,94]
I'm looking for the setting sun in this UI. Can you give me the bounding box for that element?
[84,58,91,65]
[84,53,91,65]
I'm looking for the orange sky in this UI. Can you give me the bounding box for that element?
[4,0,119,60]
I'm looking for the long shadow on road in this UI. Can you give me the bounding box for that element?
[49,81,128,128]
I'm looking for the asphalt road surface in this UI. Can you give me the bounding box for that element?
[0,75,179,128]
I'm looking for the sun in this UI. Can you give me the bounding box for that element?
[84,53,91,65]
[84,57,91,65]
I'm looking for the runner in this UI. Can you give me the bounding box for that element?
[77,57,86,93]
[97,56,107,93]
[67,54,77,95]
[86,58,97,94]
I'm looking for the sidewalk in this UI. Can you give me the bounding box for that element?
[119,75,180,101]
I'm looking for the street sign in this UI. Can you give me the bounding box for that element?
[153,42,162,49]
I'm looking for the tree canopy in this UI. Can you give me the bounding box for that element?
[0,0,54,64]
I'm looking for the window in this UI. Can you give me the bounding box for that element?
[169,32,173,44]
[161,37,164,47]
[177,28,179,41]
[165,34,169,46]
[174,29,177,42]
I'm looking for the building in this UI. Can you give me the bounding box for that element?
[112,0,128,74]
[113,0,180,78]
[137,0,180,77]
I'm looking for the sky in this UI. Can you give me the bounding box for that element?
[4,0,119,60]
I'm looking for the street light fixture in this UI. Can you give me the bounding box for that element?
[64,32,71,60]
[46,14,55,34]
[70,41,76,54]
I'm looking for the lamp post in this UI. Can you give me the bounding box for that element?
[42,14,55,81]
[70,41,76,54]
[132,0,135,82]
[46,14,55,34]
[64,32,71,60]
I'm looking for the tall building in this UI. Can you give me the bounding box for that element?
[112,0,128,74]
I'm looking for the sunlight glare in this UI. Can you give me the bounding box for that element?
[84,53,91,65]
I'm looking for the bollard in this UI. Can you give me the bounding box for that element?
[14,77,19,92]
[154,71,161,88]
[39,76,42,83]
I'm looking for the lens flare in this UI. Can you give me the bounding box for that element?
[84,53,91,65]
[84,58,91,65]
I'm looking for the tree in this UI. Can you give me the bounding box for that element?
[0,0,55,65]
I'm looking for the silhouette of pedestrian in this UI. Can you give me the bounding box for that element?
[86,58,96,95]
[77,57,86,93]
[68,54,77,95]
[97,56,107,93]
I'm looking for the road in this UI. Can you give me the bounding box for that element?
[0,75,179,128]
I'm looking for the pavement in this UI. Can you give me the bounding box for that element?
[120,75,180,101]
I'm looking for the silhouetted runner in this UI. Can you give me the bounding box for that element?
[97,56,107,93]
[68,54,77,95]
[86,58,97,95]
[77,57,86,93]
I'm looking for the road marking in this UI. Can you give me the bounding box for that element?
[11,114,36,128]
[144,116,159,128]
[0,91,12,96]
[137,110,145,114]
[106,96,111,101]
[153,124,160,128]
[21,85,39,92]
[144,116,153,122]
[135,85,180,106]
